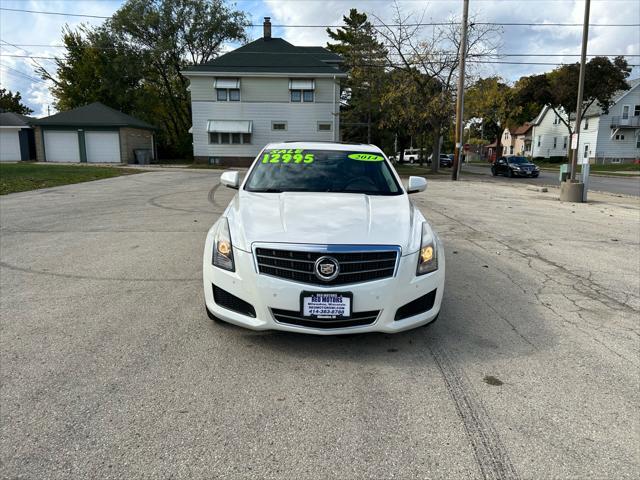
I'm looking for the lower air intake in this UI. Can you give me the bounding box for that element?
[213,284,256,318]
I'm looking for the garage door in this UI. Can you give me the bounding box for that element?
[44,131,80,162]
[85,131,121,163]
[0,129,21,161]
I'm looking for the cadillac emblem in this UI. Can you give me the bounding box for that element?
[314,256,340,281]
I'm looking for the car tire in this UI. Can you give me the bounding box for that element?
[409,158,415,164]
[508,169,513,178]
[491,168,497,176]
[532,174,539,178]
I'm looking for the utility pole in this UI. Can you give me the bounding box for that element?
[560,0,590,202]
[571,0,590,182]
[452,0,469,181]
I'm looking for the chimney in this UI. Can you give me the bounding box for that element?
[263,17,272,40]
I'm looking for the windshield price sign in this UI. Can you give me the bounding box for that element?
[262,149,314,164]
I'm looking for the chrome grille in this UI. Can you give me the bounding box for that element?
[271,308,380,329]
[254,247,398,286]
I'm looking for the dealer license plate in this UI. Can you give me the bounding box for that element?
[302,292,352,319]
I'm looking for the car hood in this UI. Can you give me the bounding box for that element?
[511,163,536,168]
[225,191,423,254]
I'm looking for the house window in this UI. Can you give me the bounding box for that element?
[509,146,514,154]
[318,122,332,132]
[553,137,557,148]
[614,133,625,141]
[537,136,541,147]
[583,144,589,158]
[622,105,630,120]
[553,115,558,125]
[583,118,588,130]
[563,136,568,149]
[636,135,640,148]
[291,90,314,102]
[611,158,622,164]
[634,105,640,117]
[209,132,251,144]
[272,121,287,131]
[216,88,240,101]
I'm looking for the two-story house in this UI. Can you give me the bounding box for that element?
[513,123,533,156]
[499,127,516,156]
[530,106,570,159]
[575,78,639,164]
[182,18,347,165]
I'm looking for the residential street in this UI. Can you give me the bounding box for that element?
[1,171,639,479]
[460,163,640,197]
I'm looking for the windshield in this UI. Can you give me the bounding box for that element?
[244,149,402,195]
[508,157,529,164]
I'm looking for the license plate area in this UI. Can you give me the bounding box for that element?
[301,292,352,319]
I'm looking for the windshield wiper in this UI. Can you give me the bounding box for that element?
[247,188,283,193]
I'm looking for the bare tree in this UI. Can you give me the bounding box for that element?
[374,2,501,171]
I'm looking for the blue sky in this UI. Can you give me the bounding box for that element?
[1,0,638,116]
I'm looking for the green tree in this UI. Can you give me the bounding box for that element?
[464,77,510,143]
[327,9,388,145]
[0,88,33,115]
[40,0,249,158]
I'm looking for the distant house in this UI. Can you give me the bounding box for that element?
[530,106,570,159]
[513,123,533,156]
[575,78,639,164]
[0,111,35,161]
[182,17,347,166]
[33,102,156,163]
[499,127,517,156]
[530,78,639,164]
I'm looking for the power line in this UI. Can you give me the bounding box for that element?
[0,54,57,60]
[1,52,639,67]
[0,63,46,84]
[0,7,638,27]
[6,45,640,57]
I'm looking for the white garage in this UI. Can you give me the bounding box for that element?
[44,131,80,163]
[35,102,155,163]
[0,129,21,162]
[85,131,121,163]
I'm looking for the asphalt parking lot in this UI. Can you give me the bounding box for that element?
[1,170,638,479]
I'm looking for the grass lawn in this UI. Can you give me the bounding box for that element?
[534,161,640,173]
[0,163,142,195]
[393,164,451,176]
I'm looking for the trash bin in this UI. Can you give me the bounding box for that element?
[134,149,152,165]
[559,163,571,182]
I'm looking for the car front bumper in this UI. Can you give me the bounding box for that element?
[203,243,445,335]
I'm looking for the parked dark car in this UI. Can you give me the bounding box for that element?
[428,153,453,167]
[491,156,540,178]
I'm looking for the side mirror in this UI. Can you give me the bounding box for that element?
[220,170,239,189]
[407,176,427,194]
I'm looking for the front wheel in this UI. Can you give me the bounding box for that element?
[507,169,514,178]
[409,158,415,164]
[491,168,497,176]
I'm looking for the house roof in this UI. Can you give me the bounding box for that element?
[34,102,156,129]
[183,37,346,75]
[514,123,533,135]
[0,111,33,127]
[578,77,640,118]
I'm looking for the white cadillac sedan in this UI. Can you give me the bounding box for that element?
[203,142,445,335]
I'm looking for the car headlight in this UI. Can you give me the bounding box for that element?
[212,217,234,271]
[512,166,521,170]
[417,222,438,275]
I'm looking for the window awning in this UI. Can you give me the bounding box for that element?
[207,120,252,133]
[214,78,240,89]
[289,79,315,90]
